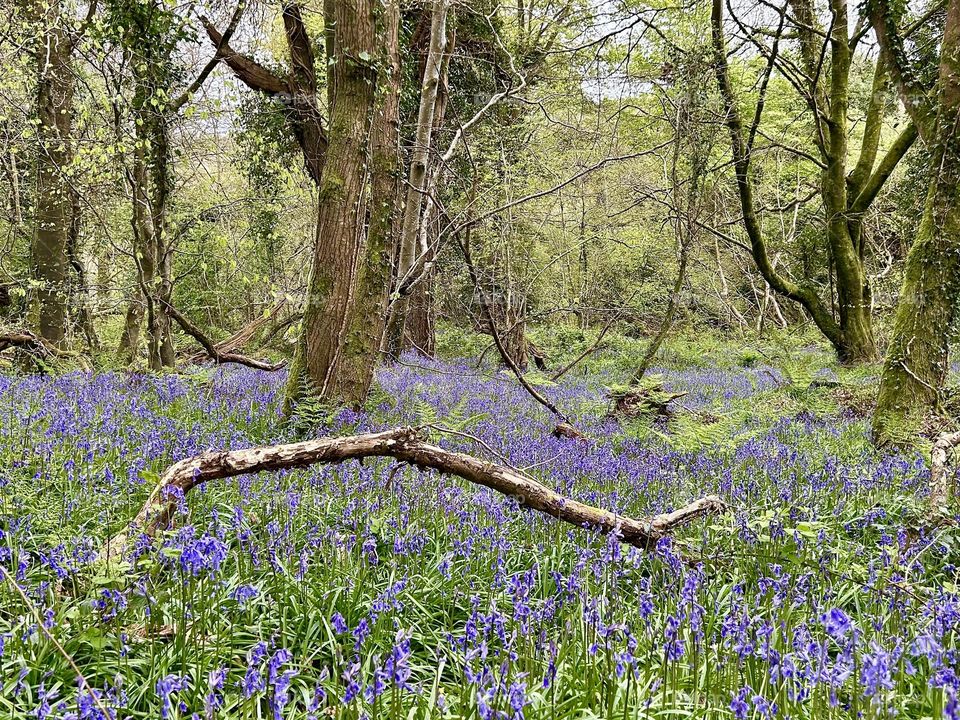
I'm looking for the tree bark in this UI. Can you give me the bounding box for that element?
[101,426,727,561]
[285,0,379,410]
[872,0,960,443]
[928,430,960,514]
[387,0,450,357]
[28,0,75,347]
[334,0,402,406]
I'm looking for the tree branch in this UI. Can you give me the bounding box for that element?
[457,230,569,423]
[162,300,285,371]
[172,1,248,112]
[200,16,290,96]
[101,427,727,561]
[282,2,317,96]
[849,121,918,213]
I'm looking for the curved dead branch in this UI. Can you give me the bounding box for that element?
[101,426,726,562]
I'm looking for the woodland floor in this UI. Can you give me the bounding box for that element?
[0,327,958,719]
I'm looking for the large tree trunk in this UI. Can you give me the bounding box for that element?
[333,0,402,406]
[117,9,178,370]
[29,0,75,347]
[285,0,378,410]
[126,96,167,371]
[872,0,960,443]
[405,254,437,356]
[820,0,877,362]
[65,187,98,349]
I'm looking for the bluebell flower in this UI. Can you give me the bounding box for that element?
[231,585,259,606]
[822,608,852,640]
[156,674,189,720]
[729,687,750,720]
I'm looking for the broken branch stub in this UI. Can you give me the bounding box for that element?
[102,427,726,561]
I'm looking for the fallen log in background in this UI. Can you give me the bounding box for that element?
[0,329,90,369]
[102,426,726,561]
[0,330,56,357]
[182,300,286,365]
[163,301,285,372]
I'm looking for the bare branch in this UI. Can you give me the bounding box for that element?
[172,1,248,112]
[102,427,727,561]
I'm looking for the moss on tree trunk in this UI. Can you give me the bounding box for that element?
[872,0,960,443]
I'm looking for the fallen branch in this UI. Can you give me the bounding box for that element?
[102,426,726,561]
[0,330,57,357]
[182,300,286,364]
[163,301,285,372]
[929,430,960,515]
[0,329,89,370]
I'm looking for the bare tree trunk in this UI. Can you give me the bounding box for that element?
[928,431,960,514]
[490,291,529,371]
[635,234,692,382]
[65,186,98,349]
[127,91,163,370]
[405,264,437,355]
[404,206,439,356]
[387,0,449,357]
[152,116,176,369]
[285,0,378,410]
[117,291,144,362]
[634,77,711,382]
